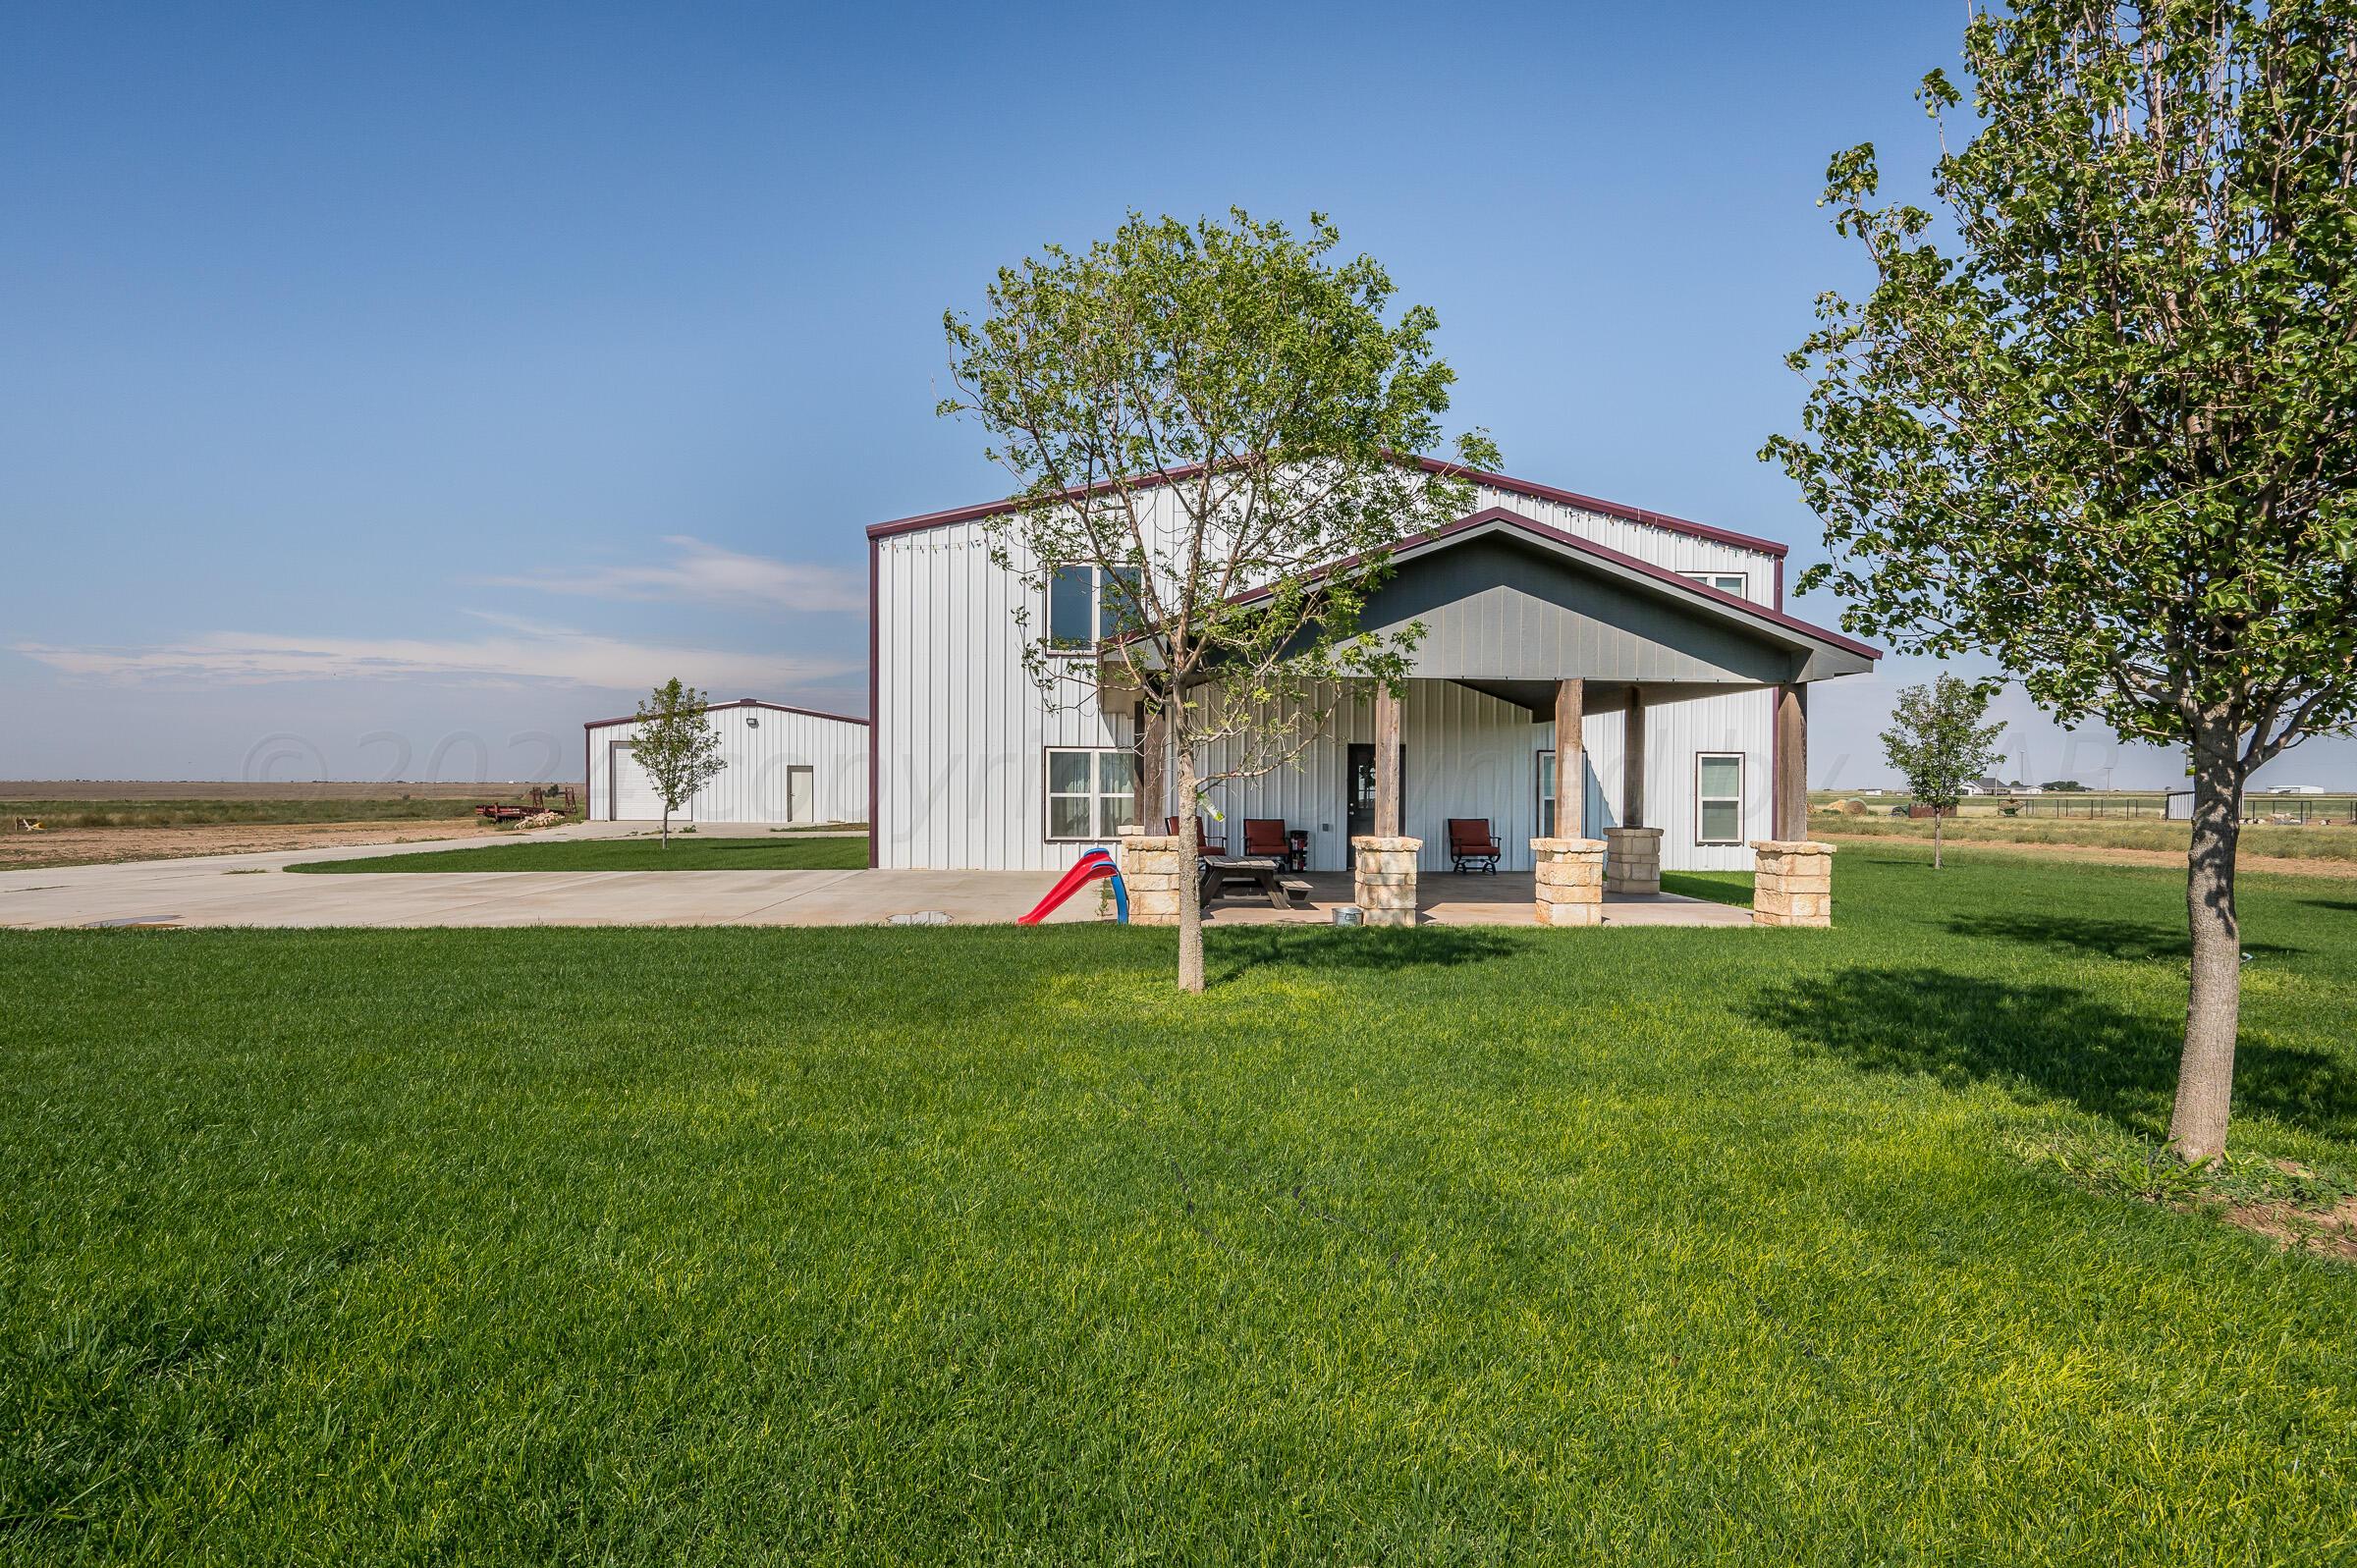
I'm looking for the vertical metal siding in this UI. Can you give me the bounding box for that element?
[1469,483,1775,606]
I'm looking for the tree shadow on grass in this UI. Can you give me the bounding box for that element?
[1945,910,2303,962]
[1662,871,1752,909]
[2303,899,2357,915]
[1751,966,2357,1143]
[1207,924,1521,986]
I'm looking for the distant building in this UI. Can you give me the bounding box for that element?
[584,698,868,824]
[2273,784,2326,796]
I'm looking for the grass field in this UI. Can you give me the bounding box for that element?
[4,845,2355,1563]
[288,834,869,873]
[1815,810,2357,863]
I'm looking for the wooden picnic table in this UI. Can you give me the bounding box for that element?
[1199,855,1295,911]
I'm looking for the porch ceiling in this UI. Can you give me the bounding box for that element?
[1449,677,1762,718]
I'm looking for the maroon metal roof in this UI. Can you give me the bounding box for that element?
[863,456,1791,559]
[581,697,869,732]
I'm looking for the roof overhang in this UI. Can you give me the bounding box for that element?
[1244,507,1877,687]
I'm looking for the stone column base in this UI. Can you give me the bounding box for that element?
[1117,835,1183,926]
[1750,839,1834,927]
[1350,837,1421,927]
[1531,837,1606,927]
[1604,826,1663,894]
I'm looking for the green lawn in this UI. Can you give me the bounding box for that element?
[287,833,869,873]
[4,845,2355,1563]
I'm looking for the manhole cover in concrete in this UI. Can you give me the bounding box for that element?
[887,910,954,926]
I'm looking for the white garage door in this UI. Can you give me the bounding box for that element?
[609,741,688,822]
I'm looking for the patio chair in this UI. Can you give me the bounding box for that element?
[1165,815,1226,857]
[1241,818,1289,859]
[1447,817,1502,875]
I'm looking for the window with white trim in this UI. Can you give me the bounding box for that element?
[1682,570,1747,597]
[1537,748,1562,838]
[1044,748,1139,839]
[1696,752,1744,844]
[1046,566,1145,649]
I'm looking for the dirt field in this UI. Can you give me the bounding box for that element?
[0,781,587,866]
[0,818,516,873]
[0,780,568,802]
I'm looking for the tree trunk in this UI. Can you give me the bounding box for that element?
[1174,747,1205,995]
[2167,738,2244,1162]
[661,804,671,847]
[1933,806,1943,870]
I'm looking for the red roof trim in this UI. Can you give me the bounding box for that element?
[1228,506,1879,661]
[863,456,1790,558]
[581,697,871,731]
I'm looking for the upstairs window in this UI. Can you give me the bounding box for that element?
[1682,570,1747,597]
[1046,566,1146,649]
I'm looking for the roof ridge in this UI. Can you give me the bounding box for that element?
[864,457,1790,558]
[583,697,870,730]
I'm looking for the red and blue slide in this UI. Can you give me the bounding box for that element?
[1017,847,1128,925]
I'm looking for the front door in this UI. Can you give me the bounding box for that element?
[787,766,813,824]
[1344,743,1405,868]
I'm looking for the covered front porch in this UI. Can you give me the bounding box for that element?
[1121,507,1873,929]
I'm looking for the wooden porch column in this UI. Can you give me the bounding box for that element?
[1137,701,1168,827]
[1622,686,1646,828]
[1373,682,1402,837]
[1554,677,1585,838]
[1774,683,1809,841]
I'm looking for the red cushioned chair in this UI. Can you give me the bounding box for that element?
[1447,817,1502,875]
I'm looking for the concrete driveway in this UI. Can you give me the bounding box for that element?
[1,831,1752,932]
[0,834,1093,930]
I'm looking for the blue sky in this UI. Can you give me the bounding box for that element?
[2,1,2333,788]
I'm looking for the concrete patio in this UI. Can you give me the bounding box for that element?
[1197,871,1751,928]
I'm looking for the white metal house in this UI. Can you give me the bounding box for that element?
[865,462,1878,874]
[585,699,868,825]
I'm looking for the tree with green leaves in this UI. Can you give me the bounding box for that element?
[1763,1,2357,1160]
[630,677,727,848]
[940,208,1496,994]
[1880,676,2007,870]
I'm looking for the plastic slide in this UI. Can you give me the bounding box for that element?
[1017,848,1127,925]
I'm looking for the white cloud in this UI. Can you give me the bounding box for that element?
[478,536,863,613]
[11,620,855,694]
